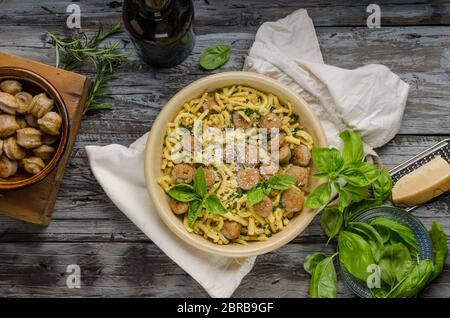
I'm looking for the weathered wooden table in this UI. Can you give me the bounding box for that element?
[0,0,448,297]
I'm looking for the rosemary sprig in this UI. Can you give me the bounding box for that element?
[48,23,128,113]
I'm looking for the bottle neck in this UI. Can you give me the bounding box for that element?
[138,0,172,14]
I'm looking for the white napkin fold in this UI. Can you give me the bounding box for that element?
[244,9,409,153]
[86,135,255,298]
[86,9,408,298]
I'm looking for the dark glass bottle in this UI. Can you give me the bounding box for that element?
[123,0,195,68]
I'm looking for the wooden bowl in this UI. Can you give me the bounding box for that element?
[144,72,328,257]
[0,67,69,190]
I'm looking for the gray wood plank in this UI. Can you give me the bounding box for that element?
[0,241,448,297]
[2,0,450,30]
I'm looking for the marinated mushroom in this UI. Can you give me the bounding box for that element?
[281,188,305,213]
[292,144,311,167]
[0,155,17,178]
[285,165,309,187]
[29,93,54,118]
[22,157,45,175]
[15,91,33,114]
[24,114,38,128]
[237,168,260,190]
[0,114,19,137]
[3,137,26,160]
[32,145,55,161]
[253,196,273,217]
[169,198,189,215]
[16,127,42,149]
[0,92,19,114]
[42,133,59,145]
[16,116,27,129]
[37,111,62,135]
[0,80,22,95]
[221,221,242,240]
[172,163,195,183]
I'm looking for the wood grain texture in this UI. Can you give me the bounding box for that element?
[0,0,449,298]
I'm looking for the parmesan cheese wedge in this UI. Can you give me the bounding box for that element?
[392,156,450,207]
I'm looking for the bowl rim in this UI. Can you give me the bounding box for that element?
[144,71,328,257]
[0,67,69,190]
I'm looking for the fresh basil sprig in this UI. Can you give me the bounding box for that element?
[246,174,296,207]
[169,167,226,227]
[199,44,232,71]
[307,252,338,298]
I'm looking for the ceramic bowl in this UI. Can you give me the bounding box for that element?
[0,67,69,190]
[144,71,328,257]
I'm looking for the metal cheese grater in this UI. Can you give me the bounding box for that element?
[389,138,450,211]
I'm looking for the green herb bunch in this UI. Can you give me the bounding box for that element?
[48,23,128,113]
[168,167,227,227]
[303,130,448,298]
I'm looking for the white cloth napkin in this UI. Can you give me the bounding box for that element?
[86,9,409,298]
[244,9,409,153]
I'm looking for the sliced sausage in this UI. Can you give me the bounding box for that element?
[281,188,305,213]
[232,111,255,129]
[237,168,260,190]
[203,95,220,113]
[260,114,282,129]
[268,132,285,151]
[292,144,311,166]
[169,198,189,215]
[285,165,309,187]
[221,221,242,240]
[278,145,291,164]
[253,196,273,217]
[204,167,215,189]
[172,163,195,183]
[260,163,279,179]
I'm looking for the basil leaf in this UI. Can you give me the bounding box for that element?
[372,168,392,202]
[267,174,296,190]
[309,254,337,298]
[347,221,384,262]
[342,184,368,203]
[304,252,327,275]
[339,130,364,165]
[387,259,434,298]
[204,194,227,214]
[193,167,207,198]
[187,199,202,227]
[344,198,382,224]
[312,147,343,173]
[305,182,331,209]
[429,221,448,281]
[339,163,378,187]
[168,184,199,202]
[312,171,329,179]
[320,206,343,244]
[199,44,232,70]
[247,187,265,207]
[370,218,419,256]
[337,185,350,212]
[338,231,375,281]
[378,243,412,287]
